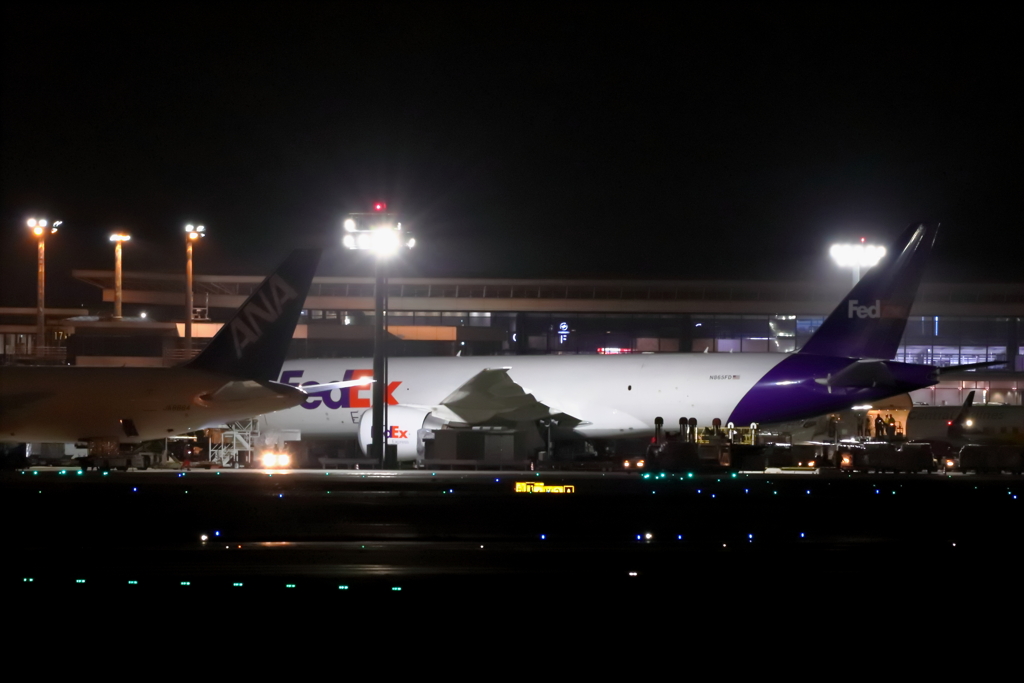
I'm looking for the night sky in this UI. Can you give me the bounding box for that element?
[2,5,1021,309]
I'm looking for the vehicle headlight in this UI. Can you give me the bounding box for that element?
[277,454,291,467]
[637,459,645,468]
[946,459,955,468]
[262,452,278,467]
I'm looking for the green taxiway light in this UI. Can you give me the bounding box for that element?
[392,587,402,591]
[339,585,349,590]
[286,584,296,588]
[233,582,243,587]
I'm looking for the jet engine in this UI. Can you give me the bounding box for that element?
[356,406,447,461]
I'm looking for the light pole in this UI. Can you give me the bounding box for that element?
[27,218,59,354]
[184,224,206,350]
[829,239,886,286]
[109,233,131,320]
[342,203,415,468]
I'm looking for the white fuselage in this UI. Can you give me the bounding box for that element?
[0,366,305,443]
[261,354,789,439]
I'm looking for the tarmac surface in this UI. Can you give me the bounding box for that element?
[5,467,1023,611]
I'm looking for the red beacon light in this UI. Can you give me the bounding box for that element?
[373,202,387,212]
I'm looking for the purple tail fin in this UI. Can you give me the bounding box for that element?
[800,223,938,360]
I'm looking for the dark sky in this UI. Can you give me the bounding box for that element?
[2,4,1021,308]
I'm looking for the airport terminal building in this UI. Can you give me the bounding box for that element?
[3,271,1022,408]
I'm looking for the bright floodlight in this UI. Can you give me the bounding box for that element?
[830,242,886,285]
[829,244,886,268]
[110,233,131,242]
[27,218,37,227]
[342,215,415,257]
[371,227,401,255]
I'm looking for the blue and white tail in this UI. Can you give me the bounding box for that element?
[800,223,938,360]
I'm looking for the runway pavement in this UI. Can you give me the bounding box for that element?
[4,468,1022,601]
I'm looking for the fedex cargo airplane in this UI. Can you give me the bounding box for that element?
[263,223,979,461]
[0,249,363,455]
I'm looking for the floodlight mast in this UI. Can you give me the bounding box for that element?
[109,233,131,320]
[184,224,206,351]
[341,203,414,468]
[27,218,58,354]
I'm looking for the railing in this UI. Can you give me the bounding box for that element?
[0,346,67,365]
[163,348,201,364]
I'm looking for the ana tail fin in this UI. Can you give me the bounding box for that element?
[948,390,975,439]
[800,223,938,359]
[186,249,321,381]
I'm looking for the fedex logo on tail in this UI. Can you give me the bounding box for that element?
[847,299,908,320]
[281,369,401,410]
[387,426,409,439]
[848,299,881,319]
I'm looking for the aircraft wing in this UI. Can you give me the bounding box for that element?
[816,359,895,390]
[0,391,54,416]
[300,378,374,394]
[432,368,581,426]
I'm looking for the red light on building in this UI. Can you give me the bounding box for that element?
[373,202,387,212]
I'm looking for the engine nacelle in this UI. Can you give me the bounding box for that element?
[356,406,446,461]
